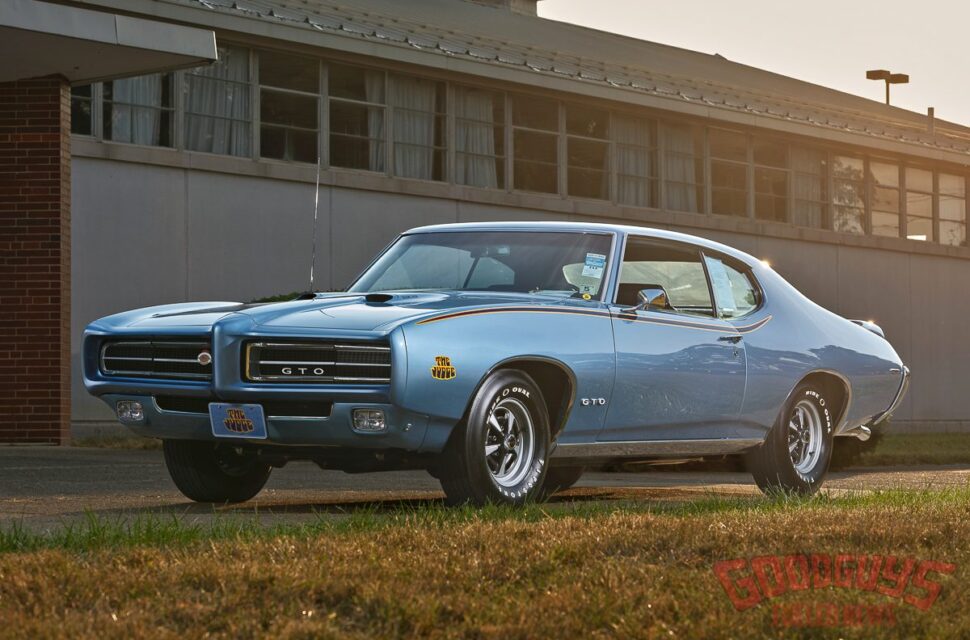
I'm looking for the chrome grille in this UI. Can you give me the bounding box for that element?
[100,339,212,381]
[245,341,391,384]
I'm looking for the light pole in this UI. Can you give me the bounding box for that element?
[866,69,909,105]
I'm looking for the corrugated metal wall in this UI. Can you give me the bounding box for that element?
[72,158,967,430]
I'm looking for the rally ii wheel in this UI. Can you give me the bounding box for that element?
[438,370,550,506]
[162,440,271,503]
[746,381,834,496]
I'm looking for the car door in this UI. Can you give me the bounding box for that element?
[600,236,747,442]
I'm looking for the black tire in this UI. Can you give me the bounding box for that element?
[541,466,586,497]
[162,440,271,503]
[746,382,835,496]
[438,370,550,506]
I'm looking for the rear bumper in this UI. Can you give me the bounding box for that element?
[99,393,454,452]
[870,365,911,427]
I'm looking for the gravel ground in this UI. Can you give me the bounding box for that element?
[2,447,968,532]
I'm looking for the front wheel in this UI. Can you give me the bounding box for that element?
[746,382,834,496]
[438,370,550,506]
[163,440,271,503]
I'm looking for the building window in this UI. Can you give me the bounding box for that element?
[753,139,788,222]
[329,64,385,172]
[832,155,865,234]
[613,114,657,208]
[103,74,174,147]
[389,74,445,181]
[71,85,94,136]
[566,104,609,200]
[663,122,704,213]
[258,50,318,163]
[939,173,966,247]
[870,161,900,237]
[905,167,934,242]
[183,45,251,157]
[791,147,827,228]
[710,129,749,217]
[454,86,504,189]
[512,95,558,194]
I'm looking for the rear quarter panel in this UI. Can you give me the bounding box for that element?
[742,266,904,435]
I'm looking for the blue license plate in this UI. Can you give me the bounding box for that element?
[209,403,267,439]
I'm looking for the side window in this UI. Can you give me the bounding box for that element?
[703,255,760,318]
[616,239,713,317]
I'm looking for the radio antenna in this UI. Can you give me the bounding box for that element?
[309,153,321,293]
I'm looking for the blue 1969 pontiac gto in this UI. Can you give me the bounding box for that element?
[83,222,909,505]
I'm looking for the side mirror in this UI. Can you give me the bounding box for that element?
[631,286,670,312]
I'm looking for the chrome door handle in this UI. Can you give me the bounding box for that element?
[718,335,743,344]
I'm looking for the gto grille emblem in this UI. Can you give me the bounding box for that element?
[431,356,457,380]
[281,367,326,376]
[197,350,212,366]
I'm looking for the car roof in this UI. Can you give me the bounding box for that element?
[405,221,760,267]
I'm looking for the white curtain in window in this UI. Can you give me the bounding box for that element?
[365,72,386,171]
[388,75,436,179]
[184,47,250,156]
[791,148,824,227]
[455,88,498,188]
[112,75,162,145]
[663,124,699,213]
[614,115,652,206]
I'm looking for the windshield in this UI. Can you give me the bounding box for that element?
[349,231,614,297]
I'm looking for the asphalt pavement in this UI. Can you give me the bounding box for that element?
[2,447,969,532]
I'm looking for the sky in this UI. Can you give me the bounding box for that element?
[538,0,970,126]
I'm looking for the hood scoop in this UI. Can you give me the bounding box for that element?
[364,293,395,305]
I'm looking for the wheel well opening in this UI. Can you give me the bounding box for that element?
[498,360,574,438]
[801,372,850,428]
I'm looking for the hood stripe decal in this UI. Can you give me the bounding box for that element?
[416,306,772,335]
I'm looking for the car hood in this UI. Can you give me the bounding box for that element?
[116,291,589,333]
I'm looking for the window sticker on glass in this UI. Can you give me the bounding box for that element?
[581,253,607,279]
[704,256,736,315]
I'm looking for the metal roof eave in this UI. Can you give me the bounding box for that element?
[2,0,217,84]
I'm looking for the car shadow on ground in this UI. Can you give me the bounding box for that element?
[53,486,750,523]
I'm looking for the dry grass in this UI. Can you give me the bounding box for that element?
[1,490,969,639]
[72,435,162,450]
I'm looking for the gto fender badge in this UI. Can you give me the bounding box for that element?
[431,355,457,380]
[581,398,607,406]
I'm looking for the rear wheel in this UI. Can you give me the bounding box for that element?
[438,370,550,506]
[162,440,271,503]
[746,382,834,496]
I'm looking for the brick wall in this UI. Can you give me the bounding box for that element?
[0,77,71,444]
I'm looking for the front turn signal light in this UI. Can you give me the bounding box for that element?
[353,409,386,432]
[116,400,145,423]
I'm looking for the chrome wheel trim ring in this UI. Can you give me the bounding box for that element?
[788,398,823,475]
[484,397,536,488]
